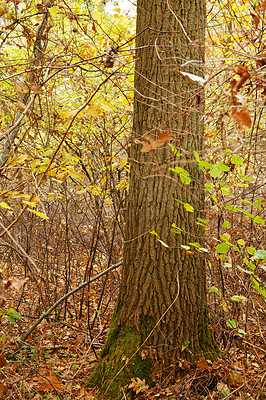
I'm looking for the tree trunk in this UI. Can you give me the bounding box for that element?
[88,0,219,398]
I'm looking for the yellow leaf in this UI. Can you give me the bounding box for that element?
[0,202,11,210]
[86,103,101,117]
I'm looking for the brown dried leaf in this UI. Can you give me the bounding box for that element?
[250,13,260,29]
[175,70,205,86]
[261,1,266,11]
[256,52,266,67]
[27,82,44,95]
[14,81,29,95]
[196,358,212,371]
[32,367,62,392]
[17,101,27,112]
[3,277,29,291]
[232,107,252,130]
[234,66,250,91]
[0,353,7,368]
[0,382,5,398]
[128,377,149,394]
[138,132,173,153]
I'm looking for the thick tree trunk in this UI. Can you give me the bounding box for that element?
[88,0,219,398]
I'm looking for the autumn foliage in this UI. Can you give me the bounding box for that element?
[0,0,265,399]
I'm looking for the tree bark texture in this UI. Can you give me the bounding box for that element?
[88,0,219,398]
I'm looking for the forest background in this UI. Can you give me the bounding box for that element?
[0,0,265,399]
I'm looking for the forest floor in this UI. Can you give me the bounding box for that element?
[0,265,265,400]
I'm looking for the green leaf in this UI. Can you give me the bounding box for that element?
[217,163,230,172]
[170,144,183,157]
[150,230,159,238]
[226,319,238,329]
[169,166,189,175]
[197,218,208,224]
[226,205,239,212]
[220,188,232,196]
[209,286,220,295]
[247,247,255,255]
[205,182,215,191]
[22,200,37,208]
[180,174,191,185]
[216,243,230,254]
[210,167,223,177]
[7,309,21,319]
[231,155,244,165]
[222,221,230,228]
[220,233,231,241]
[199,161,214,169]
[170,227,182,234]
[253,216,265,224]
[237,239,245,246]
[189,242,201,248]
[6,316,16,324]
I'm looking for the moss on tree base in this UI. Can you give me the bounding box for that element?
[87,310,154,399]
[87,306,219,400]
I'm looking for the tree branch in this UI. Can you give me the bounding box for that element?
[17,261,122,348]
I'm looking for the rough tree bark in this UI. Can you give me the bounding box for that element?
[88,0,219,398]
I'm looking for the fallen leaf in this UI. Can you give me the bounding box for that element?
[217,382,230,395]
[128,377,149,394]
[0,382,5,398]
[0,353,7,368]
[3,277,29,291]
[32,367,62,392]
[196,358,212,371]
[137,132,173,152]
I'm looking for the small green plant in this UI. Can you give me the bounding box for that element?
[0,308,21,324]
